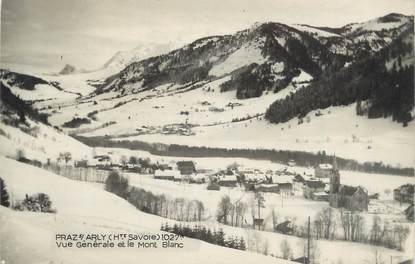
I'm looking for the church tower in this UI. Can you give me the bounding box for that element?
[329,154,340,194]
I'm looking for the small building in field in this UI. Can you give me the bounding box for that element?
[275,220,293,234]
[176,161,196,175]
[315,163,333,178]
[304,180,326,199]
[393,184,414,204]
[292,257,309,264]
[404,204,414,221]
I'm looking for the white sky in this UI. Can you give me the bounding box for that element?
[1,0,414,72]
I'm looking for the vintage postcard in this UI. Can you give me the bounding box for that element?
[0,0,414,263]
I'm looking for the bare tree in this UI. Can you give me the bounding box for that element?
[217,195,233,224]
[315,207,337,240]
[280,239,292,259]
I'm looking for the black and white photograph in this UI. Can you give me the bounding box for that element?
[0,0,414,263]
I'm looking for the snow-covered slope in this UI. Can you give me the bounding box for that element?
[0,156,295,264]
[0,114,92,163]
[1,155,413,264]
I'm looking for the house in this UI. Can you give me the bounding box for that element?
[240,169,266,183]
[176,161,196,175]
[255,184,279,193]
[217,170,237,187]
[154,169,180,180]
[288,159,296,167]
[279,183,293,196]
[330,185,369,211]
[74,159,88,168]
[294,174,306,184]
[312,192,329,201]
[393,184,414,204]
[189,173,206,184]
[93,155,111,168]
[314,163,333,178]
[329,156,369,211]
[304,180,326,199]
[126,163,141,172]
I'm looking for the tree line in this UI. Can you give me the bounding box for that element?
[74,135,414,176]
[105,171,205,221]
[279,207,410,251]
[161,222,246,251]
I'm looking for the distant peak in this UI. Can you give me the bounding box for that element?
[59,64,76,75]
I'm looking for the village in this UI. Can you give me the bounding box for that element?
[71,153,414,221]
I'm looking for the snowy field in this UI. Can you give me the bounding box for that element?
[0,156,413,264]
[0,156,294,264]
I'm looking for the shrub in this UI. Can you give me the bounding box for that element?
[0,177,10,207]
[62,117,91,128]
[14,193,56,213]
[105,171,129,198]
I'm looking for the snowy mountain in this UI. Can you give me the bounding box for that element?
[102,42,179,72]
[90,13,413,120]
[0,13,413,166]
[96,23,340,97]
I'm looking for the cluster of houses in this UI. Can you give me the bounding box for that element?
[154,161,207,183]
[152,157,370,212]
[300,158,369,211]
[74,155,153,173]
[80,153,372,212]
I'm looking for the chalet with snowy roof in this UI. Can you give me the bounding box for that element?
[304,180,326,199]
[189,173,206,184]
[176,161,196,175]
[329,156,369,211]
[255,184,280,193]
[217,170,237,187]
[393,184,414,204]
[154,169,180,180]
[92,155,111,168]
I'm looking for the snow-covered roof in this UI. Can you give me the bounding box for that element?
[154,169,180,177]
[318,163,333,170]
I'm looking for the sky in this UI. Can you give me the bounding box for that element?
[1,0,414,72]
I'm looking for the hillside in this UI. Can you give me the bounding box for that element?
[0,13,413,168]
[0,156,297,264]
